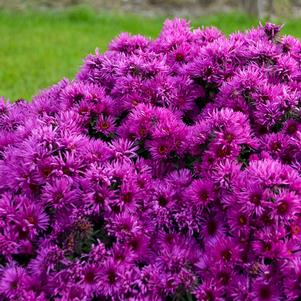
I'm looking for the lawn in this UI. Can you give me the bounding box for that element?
[0,7,300,100]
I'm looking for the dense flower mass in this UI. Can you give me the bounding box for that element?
[1,19,301,300]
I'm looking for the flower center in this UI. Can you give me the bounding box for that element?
[94,193,104,204]
[199,190,209,202]
[122,192,133,203]
[207,219,217,236]
[107,270,117,284]
[62,166,72,176]
[139,127,147,137]
[158,145,167,154]
[259,285,271,300]
[101,122,109,130]
[85,271,95,284]
[224,132,234,143]
[158,196,168,207]
[287,123,297,134]
[271,141,281,151]
[221,249,232,261]
[10,279,18,290]
[175,53,185,62]
[250,193,261,206]
[263,242,272,251]
[277,201,288,215]
[292,225,300,235]
[130,238,140,250]
[218,271,230,285]
[53,191,64,203]
[41,166,52,177]
[216,145,231,158]
[239,215,247,225]
[205,290,214,301]
[27,215,36,225]
[74,93,84,103]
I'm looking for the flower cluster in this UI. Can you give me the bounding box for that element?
[1,19,301,301]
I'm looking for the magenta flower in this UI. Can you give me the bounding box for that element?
[1,18,301,300]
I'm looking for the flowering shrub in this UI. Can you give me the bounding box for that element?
[1,19,301,300]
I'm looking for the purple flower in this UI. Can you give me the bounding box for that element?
[188,179,215,207]
[1,19,301,300]
[97,259,123,297]
[0,265,27,298]
[251,279,281,301]
[195,279,224,301]
[41,177,78,210]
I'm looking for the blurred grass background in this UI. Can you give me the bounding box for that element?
[0,7,300,100]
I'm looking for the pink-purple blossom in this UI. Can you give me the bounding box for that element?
[0,20,301,300]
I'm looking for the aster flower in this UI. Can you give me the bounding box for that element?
[28,242,67,275]
[274,55,298,82]
[0,234,18,259]
[188,179,215,207]
[237,183,269,217]
[82,187,111,216]
[209,237,241,265]
[18,291,48,301]
[166,168,192,191]
[15,200,49,238]
[246,159,296,188]
[109,138,139,162]
[109,32,150,55]
[41,177,79,210]
[279,34,301,57]
[271,189,301,223]
[227,206,250,236]
[31,78,69,115]
[0,265,27,298]
[166,43,192,68]
[229,275,252,301]
[60,81,90,108]
[57,110,85,134]
[283,119,300,136]
[2,18,301,300]
[199,211,226,243]
[107,211,142,240]
[126,233,150,260]
[192,26,223,46]
[80,139,112,163]
[157,233,199,271]
[83,237,104,258]
[54,284,86,301]
[97,259,123,298]
[153,18,192,52]
[251,279,281,301]
[194,279,224,301]
[210,159,241,191]
[78,263,99,294]
[83,162,110,189]
[108,243,135,266]
[284,257,301,299]
[54,150,86,178]
[147,138,173,160]
[109,177,141,214]
[290,217,301,240]
[56,130,89,154]
[262,23,283,40]
[152,181,176,210]
[95,114,116,136]
[251,230,286,260]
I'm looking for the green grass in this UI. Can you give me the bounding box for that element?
[0,7,299,100]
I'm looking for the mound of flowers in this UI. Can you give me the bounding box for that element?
[1,19,301,300]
